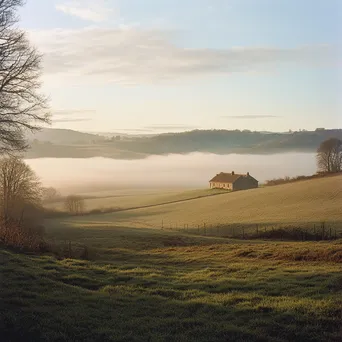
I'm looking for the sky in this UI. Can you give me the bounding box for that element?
[19,0,342,134]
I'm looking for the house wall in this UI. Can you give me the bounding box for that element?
[210,182,232,190]
[232,176,258,191]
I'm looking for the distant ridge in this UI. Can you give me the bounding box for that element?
[26,128,106,144]
[24,128,342,159]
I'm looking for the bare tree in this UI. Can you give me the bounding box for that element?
[317,138,342,173]
[0,0,50,154]
[42,186,61,202]
[65,195,85,215]
[0,156,42,226]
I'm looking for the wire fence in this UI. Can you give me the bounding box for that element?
[159,221,341,242]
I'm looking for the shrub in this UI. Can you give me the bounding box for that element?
[264,172,342,186]
[0,223,48,252]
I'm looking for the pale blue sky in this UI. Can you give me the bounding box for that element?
[20,0,341,133]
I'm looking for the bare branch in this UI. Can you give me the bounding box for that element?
[0,0,50,154]
[316,138,342,173]
[65,195,85,215]
[0,156,42,226]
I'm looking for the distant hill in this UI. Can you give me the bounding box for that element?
[26,128,106,144]
[109,128,342,155]
[24,128,342,159]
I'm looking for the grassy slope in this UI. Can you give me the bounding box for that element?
[2,177,342,341]
[1,236,342,342]
[45,188,227,212]
[52,175,342,233]
[0,235,342,342]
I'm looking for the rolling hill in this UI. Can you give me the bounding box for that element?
[51,175,342,234]
[45,188,227,212]
[5,175,342,342]
[24,128,342,159]
[26,128,106,144]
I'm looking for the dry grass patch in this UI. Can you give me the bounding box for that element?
[68,175,342,233]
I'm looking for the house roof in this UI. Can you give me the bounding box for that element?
[209,172,254,184]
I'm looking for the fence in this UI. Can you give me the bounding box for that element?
[159,221,341,242]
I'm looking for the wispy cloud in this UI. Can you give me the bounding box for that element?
[53,118,92,123]
[221,115,281,119]
[55,0,114,22]
[29,27,340,85]
[51,109,96,124]
[53,109,97,116]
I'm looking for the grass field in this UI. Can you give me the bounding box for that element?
[1,231,342,341]
[49,175,342,236]
[45,188,227,212]
[1,176,342,341]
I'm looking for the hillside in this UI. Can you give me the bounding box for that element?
[52,175,342,233]
[115,129,342,155]
[26,128,105,144]
[45,188,227,212]
[2,233,341,341]
[24,128,342,159]
[4,174,342,342]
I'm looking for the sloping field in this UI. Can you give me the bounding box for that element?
[46,188,226,212]
[1,239,342,341]
[53,175,342,233]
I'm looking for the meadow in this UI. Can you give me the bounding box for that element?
[45,188,227,213]
[1,231,341,342]
[49,175,342,236]
[1,175,342,341]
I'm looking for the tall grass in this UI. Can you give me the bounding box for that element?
[0,223,47,252]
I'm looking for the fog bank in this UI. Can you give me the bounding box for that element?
[25,152,317,194]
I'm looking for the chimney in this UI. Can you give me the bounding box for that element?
[247,172,250,176]
[232,171,235,175]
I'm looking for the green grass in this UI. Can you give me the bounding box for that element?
[2,176,342,341]
[49,175,342,235]
[1,234,341,341]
